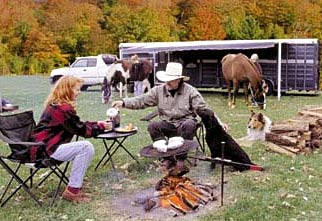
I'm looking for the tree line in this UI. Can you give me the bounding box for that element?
[0,0,321,75]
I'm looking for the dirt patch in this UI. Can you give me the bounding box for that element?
[95,162,236,221]
[108,186,222,221]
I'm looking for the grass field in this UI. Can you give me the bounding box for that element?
[0,76,322,221]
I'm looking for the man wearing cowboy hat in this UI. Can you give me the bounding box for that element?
[250,53,263,75]
[112,62,226,143]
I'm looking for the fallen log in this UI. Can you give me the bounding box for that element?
[279,145,301,154]
[302,107,322,112]
[273,131,299,137]
[299,110,322,118]
[265,142,296,157]
[299,131,311,141]
[271,124,309,132]
[296,139,306,149]
[265,132,298,146]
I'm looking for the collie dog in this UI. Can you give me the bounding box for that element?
[245,110,272,141]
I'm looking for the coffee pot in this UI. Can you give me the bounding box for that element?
[106,108,121,128]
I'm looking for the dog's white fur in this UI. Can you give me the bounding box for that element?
[245,113,272,141]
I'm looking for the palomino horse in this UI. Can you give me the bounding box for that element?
[104,58,153,101]
[221,53,267,109]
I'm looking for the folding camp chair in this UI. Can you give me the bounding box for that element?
[140,110,206,153]
[0,110,70,207]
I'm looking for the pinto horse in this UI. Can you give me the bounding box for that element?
[104,59,153,101]
[221,53,268,109]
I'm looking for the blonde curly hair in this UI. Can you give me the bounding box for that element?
[45,76,84,108]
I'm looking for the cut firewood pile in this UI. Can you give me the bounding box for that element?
[143,175,218,215]
[265,107,322,156]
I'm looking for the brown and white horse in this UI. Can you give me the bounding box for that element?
[221,53,268,109]
[104,59,153,100]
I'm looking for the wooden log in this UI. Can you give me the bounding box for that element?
[316,119,322,126]
[311,139,321,149]
[297,139,306,149]
[279,145,301,154]
[265,132,298,146]
[299,131,311,141]
[299,110,322,118]
[265,142,296,157]
[271,124,309,132]
[304,107,322,112]
[273,131,299,137]
[287,118,317,125]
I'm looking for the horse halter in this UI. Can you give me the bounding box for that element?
[248,83,266,107]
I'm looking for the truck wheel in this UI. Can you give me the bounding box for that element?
[265,80,274,96]
[80,85,88,91]
[52,75,62,84]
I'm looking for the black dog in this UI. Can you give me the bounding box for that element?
[198,109,255,171]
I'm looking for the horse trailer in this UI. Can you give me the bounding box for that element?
[119,39,321,97]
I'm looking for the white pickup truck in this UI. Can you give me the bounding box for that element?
[49,54,118,90]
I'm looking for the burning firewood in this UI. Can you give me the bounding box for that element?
[175,186,200,209]
[165,193,193,214]
[144,175,217,215]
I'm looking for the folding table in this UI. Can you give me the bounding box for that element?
[95,130,139,171]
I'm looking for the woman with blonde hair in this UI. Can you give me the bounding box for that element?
[31,76,112,203]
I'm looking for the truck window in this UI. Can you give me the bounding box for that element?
[72,59,87,67]
[87,58,97,67]
[102,55,117,64]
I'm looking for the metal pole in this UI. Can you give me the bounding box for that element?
[187,156,265,171]
[221,141,225,206]
[277,41,282,101]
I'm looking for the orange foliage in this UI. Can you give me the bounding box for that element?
[0,0,37,30]
[187,1,226,40]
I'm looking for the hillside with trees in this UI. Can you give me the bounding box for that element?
[0,0,321,75]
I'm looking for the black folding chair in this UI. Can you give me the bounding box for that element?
[0,110,70,207]
[140,110,206,153]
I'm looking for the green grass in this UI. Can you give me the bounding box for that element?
[1,76,322,221]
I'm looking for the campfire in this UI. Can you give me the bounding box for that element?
[140,142,218,215]
[144,174,217,214]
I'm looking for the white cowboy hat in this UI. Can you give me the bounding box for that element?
[130,55,139,63]
[250,54,259,61]
[156,62,190,82]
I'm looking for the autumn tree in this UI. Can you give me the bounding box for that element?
[39,0,110,59]
[100,0,178,52]
[291,0,322,38]
[0,0,38,56]
[186,0,226,40]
